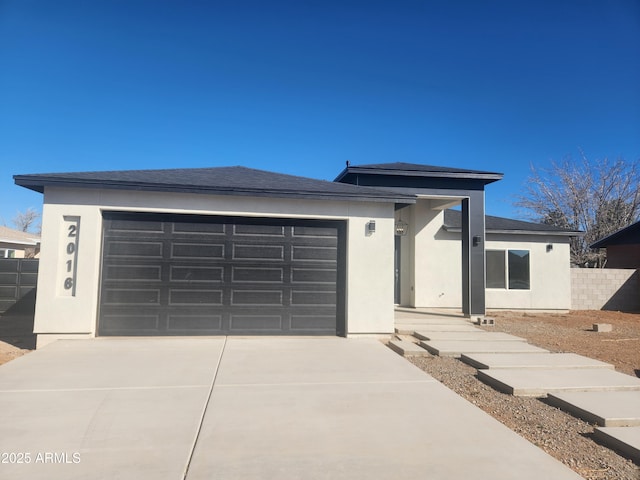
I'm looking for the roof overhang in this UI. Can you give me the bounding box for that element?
[335,166,503,183]
[13,173,417,205]
[590,221,640,248]
[334,162,504,186]
[0,238,40,246]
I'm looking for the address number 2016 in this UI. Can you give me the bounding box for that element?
[63,217,80,296]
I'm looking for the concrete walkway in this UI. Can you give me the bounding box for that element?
[393,308,640,464]
[0,337,583,479]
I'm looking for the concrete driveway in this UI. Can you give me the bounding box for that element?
[0,337,582,479]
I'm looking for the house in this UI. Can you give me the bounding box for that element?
[590,221,640,268]
[14,162,580,347]
[0,225,40,258]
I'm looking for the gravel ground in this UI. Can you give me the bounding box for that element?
[403,310,640,480]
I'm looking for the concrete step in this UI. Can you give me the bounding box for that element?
[593,426,640,463]
[396,324,474,335]
[395,317,473,325]
[478,368,640,397]
[419,340,548,358]
[414,331,525,342]
[461,353,615,370]
[547,391,640,427]
[412,324,483,334]
[388,339,430,357]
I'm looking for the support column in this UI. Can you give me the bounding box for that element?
[461,192,486,316]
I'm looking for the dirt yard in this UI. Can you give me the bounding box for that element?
[485,310,640,376]
[0,313,35,367]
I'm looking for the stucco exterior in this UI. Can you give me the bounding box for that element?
[34,187,395,344]
[484,234,571,310]
[395,201,573,311]
[17,162,581,346]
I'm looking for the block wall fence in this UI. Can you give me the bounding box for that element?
[571,268,639,311]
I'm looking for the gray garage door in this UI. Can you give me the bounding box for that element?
[98,212,345,336]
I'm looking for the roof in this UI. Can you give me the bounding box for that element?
[590,221,640,248]
[0,226,41,246]
[14,166,416,204]
[443,209,583,236]
[334,162,504,184]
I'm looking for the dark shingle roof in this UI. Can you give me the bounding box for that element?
[590,221,640,248]
[443,209,582,236]
[14,166,416,204]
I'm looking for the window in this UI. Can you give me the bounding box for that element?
[486,250,506,288]
[486,249,530,290]
[0,249,16,258]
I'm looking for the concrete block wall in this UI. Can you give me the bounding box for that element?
[571,268,639,311]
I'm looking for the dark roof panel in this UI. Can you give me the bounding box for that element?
[443,209,582,236]
[348,162,502,176]
[334,162,503,184]
[590,221,640,248]
[14,166,416,204]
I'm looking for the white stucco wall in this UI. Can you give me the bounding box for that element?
[400,201,463,308]
[34,187,395,342]
[484,234,572,310]
[396,202,573,311]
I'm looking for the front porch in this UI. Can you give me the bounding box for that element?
[394,307,474,335]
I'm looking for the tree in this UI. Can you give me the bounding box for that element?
[11,208,41,234]
[516,153,640,267]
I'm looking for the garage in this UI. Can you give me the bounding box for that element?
[98,212,346,336]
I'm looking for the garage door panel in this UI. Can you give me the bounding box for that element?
[105,241,163,258]
[291,268,336,284]
[291,290,336,306]
[293,226,337,237]
[231,289,284,306]
[292,245,337,262]
[101,314,160,332]
[233,224,285,236]
[232,267,284,283]
[168,289,223,306]
[104,265,162,282]
[99,214,344,336]
[170,266,224,283]
[291,315,336,331]
[108,220,164,233]
[102,288,161,305]
[167,314,223,331]
[232,244,284,261]
[172,222,225,234]
[171,243,224,259]
[229,315,283,332]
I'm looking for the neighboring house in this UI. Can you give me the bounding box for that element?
[14,162,580,346]
[590,221,640,268]
[0,225,40,258]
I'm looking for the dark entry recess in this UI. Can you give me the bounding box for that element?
[98,212,346,336]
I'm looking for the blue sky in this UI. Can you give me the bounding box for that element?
[1,0,639,227]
